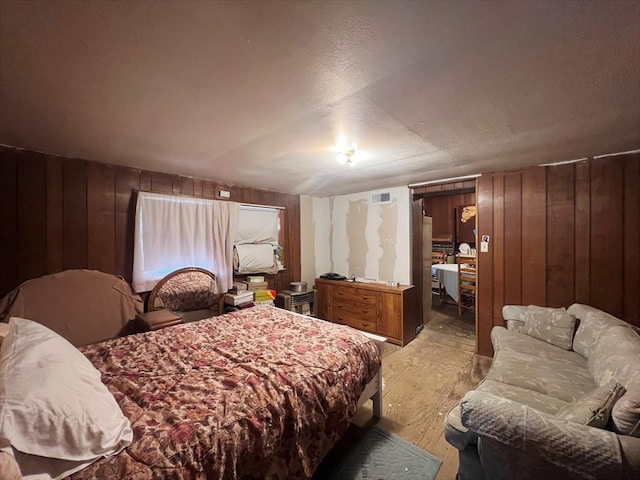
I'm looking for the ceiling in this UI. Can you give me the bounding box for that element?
[1,1,639,197]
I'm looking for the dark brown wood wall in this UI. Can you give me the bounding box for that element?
[0,145,301,297]
[423,192,476,241]
[476,153,640,356]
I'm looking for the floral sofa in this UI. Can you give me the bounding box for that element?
[445,303,640,480]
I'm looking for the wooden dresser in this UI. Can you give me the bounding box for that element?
[315,278,418,346]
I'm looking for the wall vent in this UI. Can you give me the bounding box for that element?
[371,192,391,205]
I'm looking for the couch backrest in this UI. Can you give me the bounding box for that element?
[0,270,143,346]
[567,304,629,359]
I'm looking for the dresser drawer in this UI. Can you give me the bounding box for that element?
[333,299,376,316]
[333,286,377,306]
[334,310,377,333]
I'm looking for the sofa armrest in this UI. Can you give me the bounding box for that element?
[460,390,639,480]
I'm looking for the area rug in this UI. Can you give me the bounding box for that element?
[313,425,442,480]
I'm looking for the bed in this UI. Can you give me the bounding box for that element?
[0,270,383,480]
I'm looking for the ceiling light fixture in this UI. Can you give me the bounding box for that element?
[335,135,358,167]
[337,147,357,167]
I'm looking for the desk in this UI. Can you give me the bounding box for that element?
[432,264,459,302]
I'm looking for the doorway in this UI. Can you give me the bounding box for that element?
[411,180,477,347]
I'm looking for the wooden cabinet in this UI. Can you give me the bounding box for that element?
[315,278,417,346]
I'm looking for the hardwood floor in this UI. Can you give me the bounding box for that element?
[323,303,492,479]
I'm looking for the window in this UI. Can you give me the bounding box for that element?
[132,192,240,293]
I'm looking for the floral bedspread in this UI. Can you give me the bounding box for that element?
[73,305,380,480]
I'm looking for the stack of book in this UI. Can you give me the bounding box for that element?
[228,281,248,295]
[254,289,276,306]
[224,291,254,307]
[245,281,268,292]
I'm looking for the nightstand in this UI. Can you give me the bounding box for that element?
[134,309,182,332]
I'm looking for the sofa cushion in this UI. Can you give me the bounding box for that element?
[475,379,568,415]
[554,381,625,428]
[523,308,576,350]
[492,326,589,370]
[568,304,628,359]
[487,347,596,403]
[502,305,560,334]
[611,388,640,436]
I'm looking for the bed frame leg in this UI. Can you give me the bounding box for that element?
[372,368,383,419]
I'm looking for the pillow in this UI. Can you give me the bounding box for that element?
[0,317,132,467]
[523,307,576,350]
[611,388,640,436]
[555,381,625,428]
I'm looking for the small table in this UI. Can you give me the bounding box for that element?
[431,264,459,303]
[135,309,182,331]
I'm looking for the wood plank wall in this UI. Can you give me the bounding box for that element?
[423,192,476,242]
[0,145,301,298]
[476,152,640,356]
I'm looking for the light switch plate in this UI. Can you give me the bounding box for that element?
[480,241,489,253]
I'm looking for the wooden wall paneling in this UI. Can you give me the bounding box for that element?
[623,153,640,325]
[193,178,203,197]
[574,161,591,305]
[447,196,456,239]
[245,188,262,205]
[491,173,505,325]
[423,192,476,244]
[140,171,152,191]
[202,180,216,198]
[150,172,173,193]
[63,158,88,270]
[247,187,281,208]
[46,156,64,274]
[463,192,476,206]
[171,174,181,194]
[476,174,494,356]
[590,158,624,317]
[179,176,194,195]
[546,164,576,307]
[115,167,140,281]
[87,162,116,274]
[223,184,245,202]
[425,196,450,241]
[521,167,547,306]
[17,152,47,284]
[503,172,522,305]
[0,149,19,296]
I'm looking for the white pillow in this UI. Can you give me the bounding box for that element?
[0,318,132,468]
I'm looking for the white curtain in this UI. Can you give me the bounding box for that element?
[132,192,239,293]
